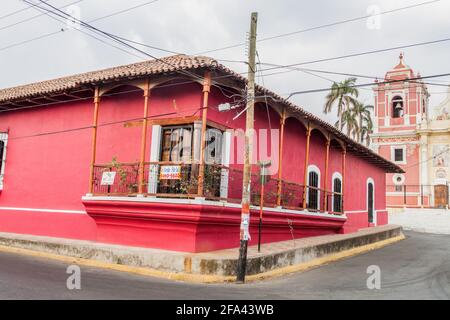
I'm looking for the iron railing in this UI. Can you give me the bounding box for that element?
[92,161,344,215]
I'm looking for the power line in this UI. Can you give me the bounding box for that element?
[250,36,450,75]
[0,0,48,20]
[0,0,84,33]
[8,104,206,141]
[26,0,241,97]
[256,62,450,90]
[196,0,442,55]
[0,0,159,53]
[285,72,450,99]
[19,1,148,60]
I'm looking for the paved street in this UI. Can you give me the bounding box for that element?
[0,231,448,300]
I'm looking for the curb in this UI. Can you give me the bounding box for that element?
[0,234,405,284]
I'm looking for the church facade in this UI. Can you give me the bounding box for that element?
[371,54,450,208]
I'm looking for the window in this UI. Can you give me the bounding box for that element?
[367,180,375,223]
[160,125,193,162]
[394,148,403,162]
[307,166,320,211]
[332,176,342,213]
[392,96,404,118]
[391,146,406,164]
[157,125,224,196]
[0,132,7,190]
[204,128,223,164]
[158,125,193,194]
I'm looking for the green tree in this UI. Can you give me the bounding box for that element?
[336,108,358,138]
[352,102,374,144]
[324,78,359,130]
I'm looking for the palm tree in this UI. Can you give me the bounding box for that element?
[360,119,374,146]
[324,78,359,130]
[352,102,373,144]
[336,108,358,138]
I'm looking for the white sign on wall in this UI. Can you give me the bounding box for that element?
[101,171,116,185]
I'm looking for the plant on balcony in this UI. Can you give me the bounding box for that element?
[108,157,139,194]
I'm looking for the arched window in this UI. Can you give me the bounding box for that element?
[307,165,320,211]
[392,96,404,118]
[332,173,342,213]
[367,178,375,224]
[0,132,7,190]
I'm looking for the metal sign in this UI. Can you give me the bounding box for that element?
[101,171,116,186]
[160,165,182,180]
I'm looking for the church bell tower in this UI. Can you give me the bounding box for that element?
[370,53,430,207]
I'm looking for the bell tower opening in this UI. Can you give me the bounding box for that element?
[392,96,404,118]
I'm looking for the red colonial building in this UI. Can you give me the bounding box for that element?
[0,55,402,252]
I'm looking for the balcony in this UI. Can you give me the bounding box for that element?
[90,161,343,215]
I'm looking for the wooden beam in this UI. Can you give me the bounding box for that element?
[323,134,331,212]
[302,122,312,210]
[197,71,212,197]
[276,107,286,207]
[138,79,150,195]
[342,147,347,214]
[64,93,84,99]
[88,87,100,194]
[43,96,63,103]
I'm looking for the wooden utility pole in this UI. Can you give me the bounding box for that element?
[236,12,257,283]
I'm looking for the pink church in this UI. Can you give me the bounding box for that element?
[371,54,435,208]
[0,55,402,253]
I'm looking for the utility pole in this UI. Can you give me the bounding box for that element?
[236,11,257,283]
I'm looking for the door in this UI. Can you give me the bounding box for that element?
[368,182,374,223]
[203,128,223,198]
[434,185,448,208]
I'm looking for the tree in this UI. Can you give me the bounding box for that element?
[352,102,374,144]
[324,78,359,130]
[336,108,358,138]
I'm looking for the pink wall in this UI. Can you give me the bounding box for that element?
[0,78,390,245]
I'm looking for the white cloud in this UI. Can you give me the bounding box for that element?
[0,0,449,125]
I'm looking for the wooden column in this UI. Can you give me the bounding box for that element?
[138,79,151,195]
[342,147,347,213]
[88,86,100,194]
[323,135,331,212]
[276,108,286,207]
[302,123,312,209]
[197,71,212,196]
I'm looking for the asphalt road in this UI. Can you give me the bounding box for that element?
[0,231,448,300]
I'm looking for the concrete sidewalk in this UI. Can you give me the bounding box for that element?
[0,225,403,282]
[389,208,450,234]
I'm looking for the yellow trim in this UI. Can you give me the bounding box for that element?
[0,234,405,284]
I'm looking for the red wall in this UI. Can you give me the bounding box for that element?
[0,79,389,247]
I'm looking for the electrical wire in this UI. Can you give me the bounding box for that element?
[0,0,84,33]
[0,0,159,53]
[0,0,48,20]
[284,72,450,99]
[25,0,240,98]
[256,51,272,130]
[195,0,442,54]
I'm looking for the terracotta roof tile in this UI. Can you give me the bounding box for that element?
[0,54,403,173]
[0,54,218,103]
